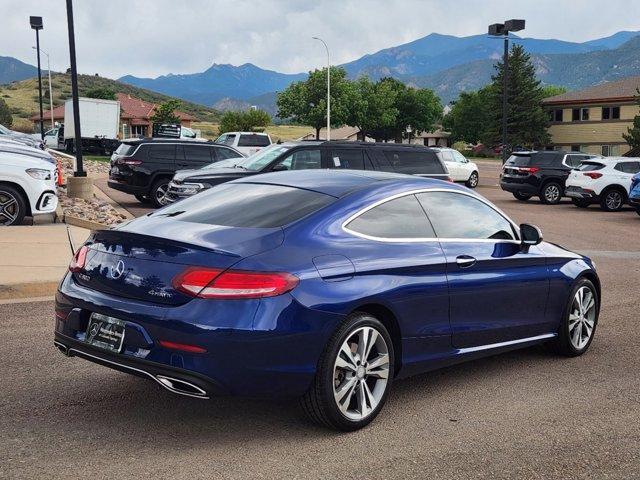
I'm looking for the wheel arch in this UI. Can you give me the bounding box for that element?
[601,184,628,201]
[576,269,601,302]
[351,303,403,376]
[0,180,32,216]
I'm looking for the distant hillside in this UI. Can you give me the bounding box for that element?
[119,63,306,106]
[410,36,640,103]
[0,73,221,130]
[0,56,38,84]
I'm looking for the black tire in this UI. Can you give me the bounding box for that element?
[550,278,599,357]
[571,198,590,208]
[149,178,170,208]
[134,193,151,204]
[0,184,27,226]
[540,181,563,205]
[636,207,640,217]
[465,171,479,188]
[513,192,532,201]
[600,188,625,212]
[300,312,394,431]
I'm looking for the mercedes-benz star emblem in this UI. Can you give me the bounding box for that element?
[89,323,100,337]
[110,260,125,279]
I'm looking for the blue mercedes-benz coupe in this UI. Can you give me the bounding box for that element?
[55,170,600,430]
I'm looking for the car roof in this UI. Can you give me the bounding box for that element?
[231,169,442,197]
[277,140,440,151]
[122,138,214,145]
[222,131,270,136]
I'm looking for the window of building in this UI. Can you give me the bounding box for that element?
[602,145,620,157]
[572,108,580,121]
[581,108,589,121]
[572,108,589,121]
[602,106,620,120]
[549,109,563,122]
[571,145,581,152]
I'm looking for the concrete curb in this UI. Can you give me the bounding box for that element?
[63,214,108,232]
[93,181,134,220]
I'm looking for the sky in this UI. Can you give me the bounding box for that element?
[2,0,640,79]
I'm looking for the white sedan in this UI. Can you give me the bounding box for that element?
[0,151,58,226]
[432,147,479,188]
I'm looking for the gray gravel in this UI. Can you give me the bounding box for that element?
[1,183,639,479]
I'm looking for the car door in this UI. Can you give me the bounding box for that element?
[438,150,460,180]
[326,148,370,171]
[615,161,640,190]
[416,190,550,349]
[342,193,450,373]
[451,150,472,181]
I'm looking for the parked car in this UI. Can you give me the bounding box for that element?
[629,172,640,215]
[43,126,63,149]
[0,151,58,226]
[565,157,640,211]
[0,123,44,150]
[0,142,56,164]
[55,170,600,430]
[432,147,479,187]
[166,141,450,203]
[500,151,599,204]
[215,131,272,156]
[107,138,244,207]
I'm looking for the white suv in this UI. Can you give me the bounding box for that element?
[0,151,58,225]
[565,157,640,211]
[215,132,272,156]
[432,147,479,188]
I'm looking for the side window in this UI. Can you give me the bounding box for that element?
[346,195,435,239]
[273,149,321,170]
[330,149,365,170]
[148,145,176,162]
[183,145,213,164]
[215,147,241,160]
[216,134,227,144]
[617,162,640,173]
[452,151,468,163]
[439,151,455,163]
[564,155,583,168]
[224,134,236,146]
[417,192,516,241]
[383,150,445,174]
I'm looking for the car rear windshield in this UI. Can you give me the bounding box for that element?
[238,134,270,147]
[381,150,446,174]
[577,162,605,171]
[153,183,335,228]
[115,143,137,156]
[508,152,561,166]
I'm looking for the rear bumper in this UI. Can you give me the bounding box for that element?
[500,179,538,195]
[565,186,598,199]
[107,180,146,195]
[55,273,341,398]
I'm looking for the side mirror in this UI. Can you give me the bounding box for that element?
[520,223,543,246]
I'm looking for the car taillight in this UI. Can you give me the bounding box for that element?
[172,267,299,299]
[158,340,207,354]
[583,172,603,179]
[518,167,539,173]
[69,245,88,272]
[122,156,142,165]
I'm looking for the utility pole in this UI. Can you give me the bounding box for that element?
[30,16,44,141]
[313,37,330,141]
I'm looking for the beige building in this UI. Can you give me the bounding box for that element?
[543,76,640,156]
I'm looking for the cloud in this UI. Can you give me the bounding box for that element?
[1,0,639,79]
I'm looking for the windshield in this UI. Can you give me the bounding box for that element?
[578,162,605,171]
[0,124,10,134]
[236,144,291,171]
[203,158,238,169]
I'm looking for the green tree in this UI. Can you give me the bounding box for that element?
[541,85,567,99]
[277,66,351,139]
[486,44,550,150]
[623,88,640,150]
[344,76,398,141]
[219,108,271,134]
[0,97,12,127]
[150,100,182,124]
[394,83,442,141]
[84,87,116,100]
[443,86,494,143]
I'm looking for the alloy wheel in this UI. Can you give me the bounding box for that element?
[467,172,478,188]
[332,326,390,421]
[544,184,561,203]
[0,191,19,226]
[605,191,623,211]
[568,286,596,350]
[155,183,169,206]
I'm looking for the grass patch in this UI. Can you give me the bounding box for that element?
[84,155,111,163]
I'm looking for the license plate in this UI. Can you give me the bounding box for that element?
[85,313,125,353]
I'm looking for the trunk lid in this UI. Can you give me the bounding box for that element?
[75,217,283,306]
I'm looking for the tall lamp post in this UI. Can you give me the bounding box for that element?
[32,46,54,128]
[488,19,525,163]
[29,16,45,141]
[312,36,330,141]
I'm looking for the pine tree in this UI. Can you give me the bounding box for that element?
[485,44,550,150]
[623,89,640,150]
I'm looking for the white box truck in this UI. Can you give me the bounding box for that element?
[61,97,121,155]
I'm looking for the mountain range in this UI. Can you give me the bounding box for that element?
[0,56,38,84]
[2,30,640,114]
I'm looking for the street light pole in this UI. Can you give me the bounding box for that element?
[488,19,525,163]
[30,16,44,141]
[313,37,330,141]
[33,47,54,128]
[65,0,85,177]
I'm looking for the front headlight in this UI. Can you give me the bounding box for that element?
[26,168,52,180]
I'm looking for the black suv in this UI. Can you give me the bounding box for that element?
[108,138,243,207]
[165,141,450,203]
[500,151,598,204]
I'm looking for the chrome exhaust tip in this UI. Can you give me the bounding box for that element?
[155,375,208,399]
[54,341,70,356]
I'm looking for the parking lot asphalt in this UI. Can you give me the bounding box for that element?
[2,167,640,479]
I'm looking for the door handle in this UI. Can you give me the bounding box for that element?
[456,255,477,268]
